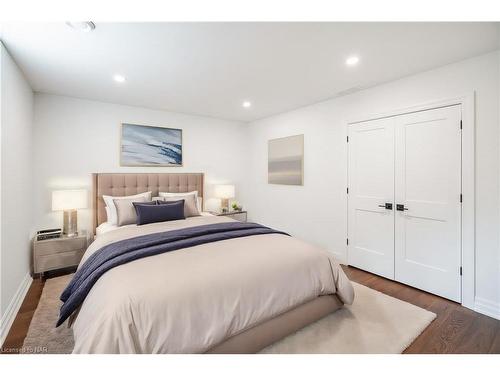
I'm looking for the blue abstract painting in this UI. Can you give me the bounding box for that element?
[121,123,182,166]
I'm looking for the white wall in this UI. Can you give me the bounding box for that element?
[0,43,34,334]
[242,51,500,317]
[32,94,246,234]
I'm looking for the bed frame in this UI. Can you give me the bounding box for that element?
[91,172,343,353]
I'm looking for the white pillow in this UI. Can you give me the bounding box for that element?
[103,191,152,225]
[105,207,112,222]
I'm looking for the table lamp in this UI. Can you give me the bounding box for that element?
[214,185,235,213]
[52,189,88,237]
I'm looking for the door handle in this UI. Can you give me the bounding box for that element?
[396,204,408,211]
[378,203,393,210]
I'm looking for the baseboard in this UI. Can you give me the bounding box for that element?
[0,272,32,347]
[474,297,500,320]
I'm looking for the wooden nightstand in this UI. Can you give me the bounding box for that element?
[210,210,248,222]
[33,234,87,277]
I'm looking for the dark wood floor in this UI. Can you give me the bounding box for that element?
[2,266,500,354]
[2,277,45,353]
[343,266,500,354]
[1,268,72,354]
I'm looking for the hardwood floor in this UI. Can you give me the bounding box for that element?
[1,268,73,354]
[343,266,500,354]
[1,277,45,354]
[1,266,499,354]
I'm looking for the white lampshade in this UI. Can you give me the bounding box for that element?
[52,190,88,211]
[214,184,235,199]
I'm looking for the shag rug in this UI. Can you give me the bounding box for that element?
[22,274,435,354]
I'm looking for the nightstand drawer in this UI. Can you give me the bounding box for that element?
[35,249,85,273]
[35,237,86,256]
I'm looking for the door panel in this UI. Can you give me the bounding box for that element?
[394,106,461,302]
[348,118,395,279]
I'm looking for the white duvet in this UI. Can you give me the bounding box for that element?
[71,215,354,353]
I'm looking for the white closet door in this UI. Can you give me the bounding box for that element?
[348,118,395,279]
[394,105,462,302]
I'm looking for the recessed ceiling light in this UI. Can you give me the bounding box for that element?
[242,101,252,108]
[66,22,95,33]
[345,56,360,66]
[113,74,126,83]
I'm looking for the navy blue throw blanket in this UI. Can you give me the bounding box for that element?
[57,222,288,326]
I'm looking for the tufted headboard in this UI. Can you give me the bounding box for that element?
[92,173,204,234]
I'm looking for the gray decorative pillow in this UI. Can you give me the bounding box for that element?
[113,196,149,226]
[103,191,152,225]
[158,193,200,217]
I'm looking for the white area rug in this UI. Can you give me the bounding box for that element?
[23,275,435,354]
[261,282,436,353]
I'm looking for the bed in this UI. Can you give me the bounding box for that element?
[65,173,354,353]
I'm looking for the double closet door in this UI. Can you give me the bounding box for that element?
[347,105,462,302]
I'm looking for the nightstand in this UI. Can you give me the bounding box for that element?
[210,210,248,222]
[33,234,87,277]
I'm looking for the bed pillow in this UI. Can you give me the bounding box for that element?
[155,196,203,211]
[103,191,152,225]
[105,207,112,222]
[134,200,185,225]
[113,197,154,226]
[157,191,201,217]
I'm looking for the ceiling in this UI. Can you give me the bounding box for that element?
[1,22,499,122]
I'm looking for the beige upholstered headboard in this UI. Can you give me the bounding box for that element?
[92,173,204,234]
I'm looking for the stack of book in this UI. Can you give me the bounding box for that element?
[36,228,62,241]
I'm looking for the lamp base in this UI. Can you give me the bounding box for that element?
[63,209,78,237]
[221,198,229,213]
